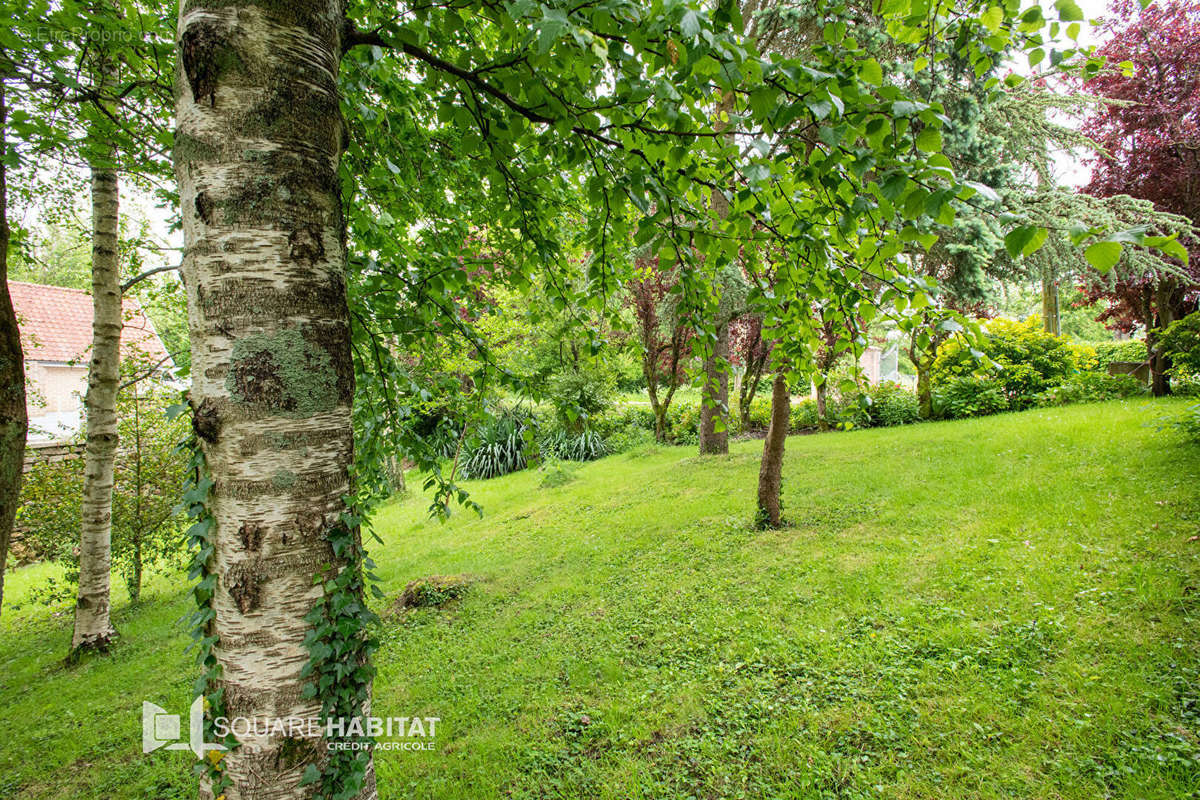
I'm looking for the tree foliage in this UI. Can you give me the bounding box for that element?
[1078,0,1200,337]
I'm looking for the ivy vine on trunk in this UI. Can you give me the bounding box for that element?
[175,1,375,797]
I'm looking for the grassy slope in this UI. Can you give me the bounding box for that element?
[1,399,1198,799]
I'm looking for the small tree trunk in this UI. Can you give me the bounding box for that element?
[738,356,763,431]
[130,387,143,602]
[815,380,829,431]
[738,397,752,432]
[387,455,406,495]
[1041,264,1060,336]
[130,534,142,602]
[698,321,729,454]
[177,3,374,797]
[71,161,121,657]
[0,82,28,620]
[916,364,933,419]
[653,404,668,443]
[756,374,789,528]
[1149,282,1178,397]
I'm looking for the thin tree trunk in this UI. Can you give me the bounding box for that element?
[70,160,121,657]
[815,379,829,431]
[1041,264,1059,336]
[915,362,933,419]
[1150,282,1177,397]
[756,373,789,528]
[699,320,729,454]
[644,362,666,443]
[0,82,28,620]
[131,383,143,602]
[176,3,373,797]
[738,337,765,431]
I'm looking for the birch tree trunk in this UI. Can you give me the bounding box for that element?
[70,157,121,656]
[756,373,789,528]
[176,2,372,797]
[0,82,29,620]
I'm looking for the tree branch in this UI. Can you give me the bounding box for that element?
[121,263,179,293]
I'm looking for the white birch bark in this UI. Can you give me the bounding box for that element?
[71,157,121,654]
[175,2,373,797]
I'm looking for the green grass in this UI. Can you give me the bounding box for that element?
[2,399,1199,799]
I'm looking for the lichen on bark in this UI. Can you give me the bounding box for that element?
[226,328,339,416]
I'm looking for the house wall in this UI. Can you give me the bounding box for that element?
[26,362,88,414]
[25,361,89,443]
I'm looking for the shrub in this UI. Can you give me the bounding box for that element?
[1171,372,1200,397]
[538,458,581,488]
[1175,403,1200,442]
[864,381,921,426]
[1078,339,1147,372]
[832,393,872,429]
[665,399,700,444]
[542,428,609,461]
[934,318,1080,409]
[547,365,615,432]
[740,394,775,431]
[1035,372,1146,406]
[459,408,531,480]
[936,376,1009,419]
[1160,312,1200,377]
[604,426,655,454]
[789,398,819,431]
[16,378,189,602]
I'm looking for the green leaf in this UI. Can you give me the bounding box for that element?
[1055,0,1084,22]
[1084,241,1122,273]
[915,127,941,152]
[860,58,883,86]
[1004,225,1048,258]
[980,6,1004,33]
[1144,236,1189,263]
[679,9,701,38]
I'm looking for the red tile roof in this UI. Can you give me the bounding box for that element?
[9,281,172,365]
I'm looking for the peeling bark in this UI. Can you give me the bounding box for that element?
[71,158,121,656]
[176,2,373,797]
[0,82,28,620]
[756,373,789,528]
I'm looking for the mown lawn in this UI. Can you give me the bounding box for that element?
[2,399,1199,799]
